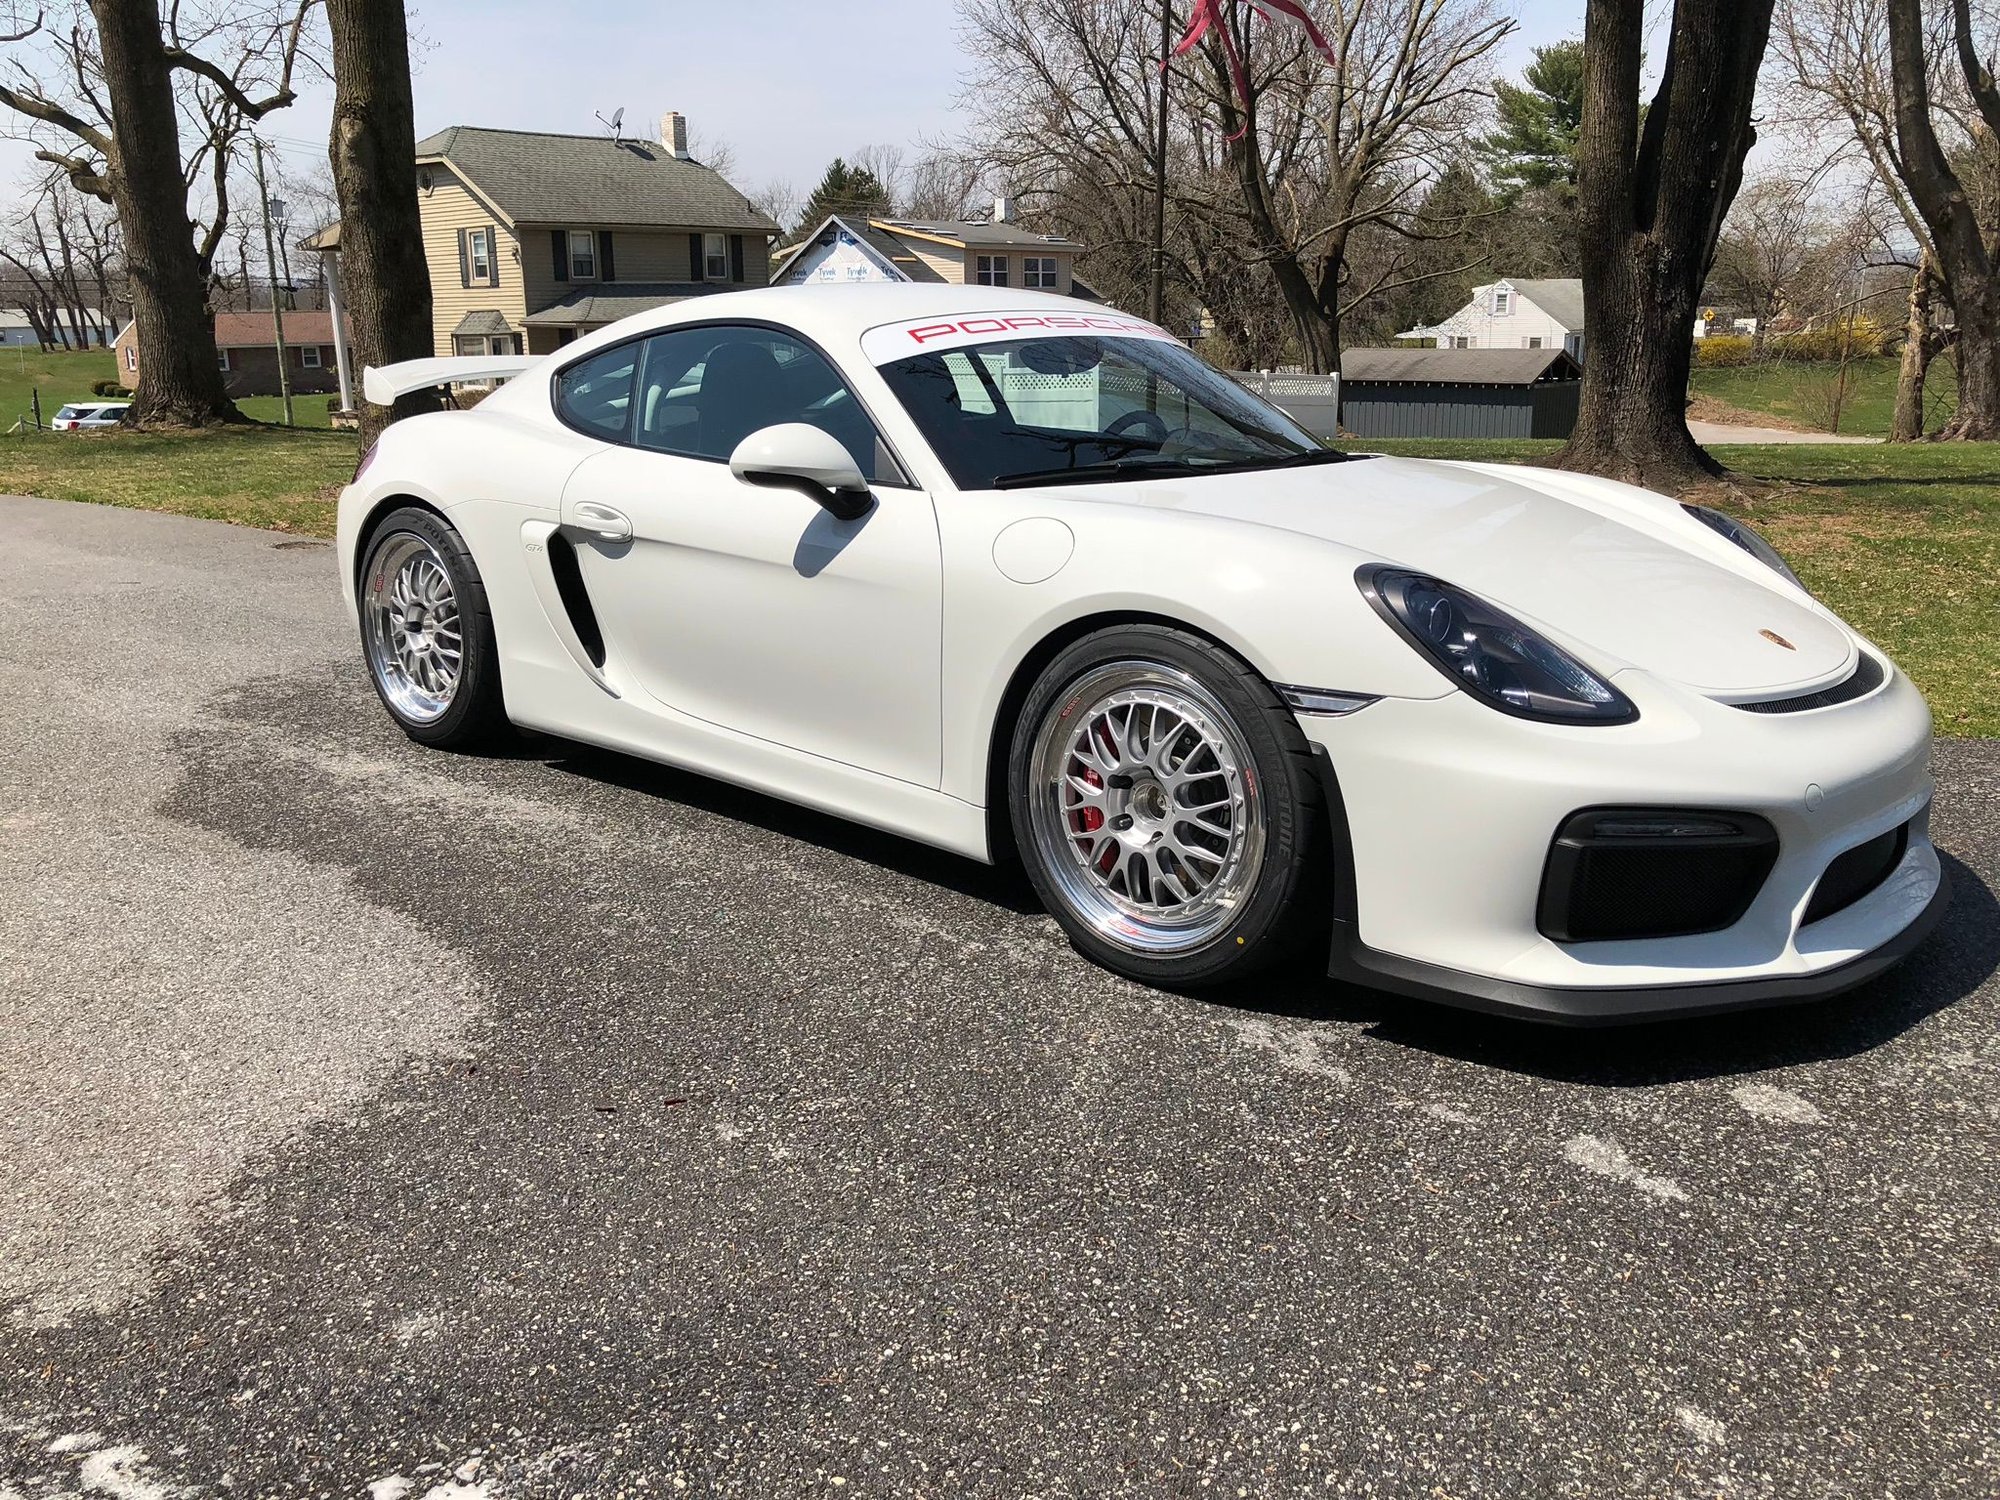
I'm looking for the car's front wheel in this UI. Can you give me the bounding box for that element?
[1009,625,1327,988]
[359,507,509,750]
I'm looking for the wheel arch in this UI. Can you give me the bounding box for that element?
[352,493,451,593]
[980,608,1283,866]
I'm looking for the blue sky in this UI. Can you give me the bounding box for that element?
[2,1,1589,208]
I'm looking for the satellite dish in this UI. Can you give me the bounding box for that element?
[596,107,626,144]
[611,107,624,131]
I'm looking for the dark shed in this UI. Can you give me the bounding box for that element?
[1339,347,1582,439]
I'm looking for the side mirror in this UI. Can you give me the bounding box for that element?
[728,423,874,521]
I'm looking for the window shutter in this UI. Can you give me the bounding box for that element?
[729,234,745,283]
[598,230,616,283]
[688,232,703,281]
[457,229,470,289]
[487,224,500,285]
[552,228,569,282]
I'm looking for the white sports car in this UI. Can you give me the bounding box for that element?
[337,285,1946,1021]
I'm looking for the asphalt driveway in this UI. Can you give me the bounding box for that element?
[2,495,1996,1498]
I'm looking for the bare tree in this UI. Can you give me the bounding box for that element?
[1555,0,1776,490]
[0,0,318,424]
[1186,0,1513,372]
[1885,0,2000,436]
[326,0,440,450]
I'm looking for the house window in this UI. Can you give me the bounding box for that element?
[469,227,491,283]
[1492,287,1513,316]
[1522,336,1543,349]
[1023,256,1057,289]
[975,255,1008,287]
[124,345,136,372]
[1449,336,1472,349]
[300,344,322,368]
[217,348,232,371]
[703,232,729,281]
[454,335,484,356]
[487,334,518,356]
[555,328,578,347]
[568,229,597,280]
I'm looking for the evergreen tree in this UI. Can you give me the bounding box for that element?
[792,159,894,238]
[1477,40,1586,202]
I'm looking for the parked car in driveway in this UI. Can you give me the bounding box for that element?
[335,284,1947,1022]
[49,401,129,431]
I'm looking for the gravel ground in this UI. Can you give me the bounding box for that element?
[1,495,1995,1499]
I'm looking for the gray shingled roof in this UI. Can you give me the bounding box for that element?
[416,127,779,233]
[875,218,1087,252]
[521,282,732,325]
[451,309,514,337]
[1342,347,1581,386]
[1505,277,1585,330]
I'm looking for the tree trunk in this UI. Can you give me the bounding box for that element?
[327,0,444,453]
[1886,0,2000,439]
[1555,0,1775,492]
[89,0,243,426]
[1891,255,1936,442]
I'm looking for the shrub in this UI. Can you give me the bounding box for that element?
[1694,335,1755,367]
[90,379,133,397]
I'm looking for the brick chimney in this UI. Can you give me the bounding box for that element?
[662,111,691,160]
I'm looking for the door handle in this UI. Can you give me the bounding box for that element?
[571,501,632,543]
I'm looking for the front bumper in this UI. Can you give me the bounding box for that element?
[1300,660,1948,1024]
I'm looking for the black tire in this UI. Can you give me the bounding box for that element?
[1008,624,1328,988]
[357,506,511,751]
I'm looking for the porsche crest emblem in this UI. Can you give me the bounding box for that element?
[1759,628,1797,650]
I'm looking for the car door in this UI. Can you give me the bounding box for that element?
[556,323,943,789]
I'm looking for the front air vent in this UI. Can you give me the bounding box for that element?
[1733,653,1885,714]
[1538,808,1779,943]
[1801,820,1910,926]
[546,532,606,667]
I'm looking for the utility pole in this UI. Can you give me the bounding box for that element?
[253,135,295,426]
[1149,0,1170,327]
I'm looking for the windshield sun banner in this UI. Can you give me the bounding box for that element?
[861,310,1182,366]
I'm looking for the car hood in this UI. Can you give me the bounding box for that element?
[1078,455,1854,697]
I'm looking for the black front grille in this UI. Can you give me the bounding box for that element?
[1538,808,1779,943]
[1802,822,1910,926]
[1734,653,1885,714]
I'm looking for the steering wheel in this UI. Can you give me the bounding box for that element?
[1106,409,1170,444]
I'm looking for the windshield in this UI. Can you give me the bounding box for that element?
[876,335,1344,490]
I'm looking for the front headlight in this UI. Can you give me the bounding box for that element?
[1682,504,1803,589]
[1359,567,1638,725]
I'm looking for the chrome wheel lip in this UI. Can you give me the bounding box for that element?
[362,533,463,725]
[1027,661,1267,957]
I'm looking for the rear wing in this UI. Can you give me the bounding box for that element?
[362,355,536,406]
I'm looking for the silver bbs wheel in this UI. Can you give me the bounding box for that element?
[363,533,464,725]
[1027,661,1267,955]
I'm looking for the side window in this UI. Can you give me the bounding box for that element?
[630,324,900,482]
[556,342,640,442]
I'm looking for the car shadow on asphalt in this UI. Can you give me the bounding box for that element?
[1224,852,1998,1087]
[536,739,1046,915]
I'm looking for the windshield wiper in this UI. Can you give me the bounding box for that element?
[993,459,1208,490]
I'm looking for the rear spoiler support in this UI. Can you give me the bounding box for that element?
[362,355,537,406]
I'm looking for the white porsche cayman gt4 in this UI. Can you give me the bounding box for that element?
[337,285,1946,1022]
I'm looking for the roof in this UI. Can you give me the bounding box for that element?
[301,223,339,251]
[1504,277,1585,329]
[771,214,946,283]
[873,218,1086,252]
[521,282,734,326]
[451,309,515,337]
[415,126,778,233]
[212,310,343,347]
[1341,346,1581,386]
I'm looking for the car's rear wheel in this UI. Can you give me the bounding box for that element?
[359,507,509,750]
[1009,625,1327,988]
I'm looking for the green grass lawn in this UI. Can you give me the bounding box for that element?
[1688,354,1958,439]
[1346,438,1999,736]
[0,424,356,533]
[0,344,335,430]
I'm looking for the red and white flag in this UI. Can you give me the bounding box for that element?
[1166,0,1338,140]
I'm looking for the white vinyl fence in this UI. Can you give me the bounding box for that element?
[1231,370,1341,441]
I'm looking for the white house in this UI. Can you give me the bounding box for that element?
[0,307,124,348]
[1399,278,1585,364]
